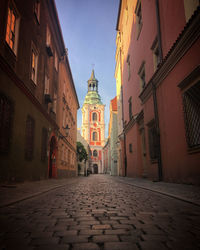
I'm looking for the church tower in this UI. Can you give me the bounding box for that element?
[81,70,105,174]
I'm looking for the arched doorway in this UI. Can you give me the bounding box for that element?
[93,164,98,174]
[49,136,57,178]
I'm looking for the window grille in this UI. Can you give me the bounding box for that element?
[0,94,13,153]
[183,81,200,148]
[25,115,35,160]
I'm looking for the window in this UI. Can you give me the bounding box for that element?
[148,120,159,160]
[31,46,38,84]
[34,0,40,23]
[135,0,143,39]
[5,4,19,54]
[54,50,58,71]
[151,38,161,71]
[25,115,35,160]
[0,94,13,153]
[183,81,200,148]
[53,92,57,113]
[46,25,51,46]
[127,54,131,80]
[92,112,97,121]
[46,25,53,56]
[93,150,98,157]
[41,127,47,161]
[128,97,132,120]
[93,131,97,141]
[138,61,146,90]
[129,143,132,153]
[44,74,50,94]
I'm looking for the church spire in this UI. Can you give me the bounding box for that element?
[87,69,98,92]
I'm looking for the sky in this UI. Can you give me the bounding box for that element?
[55,0,120,137]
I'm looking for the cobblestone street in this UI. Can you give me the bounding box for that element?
[0,175,200,250]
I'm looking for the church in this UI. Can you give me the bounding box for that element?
[81,70,105,174]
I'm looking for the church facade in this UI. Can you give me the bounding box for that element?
[81,70,105,174]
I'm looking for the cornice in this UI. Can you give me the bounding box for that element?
[124,115,137,134]
[139,7,200,104]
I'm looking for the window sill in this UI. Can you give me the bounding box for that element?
[4,41,17,69]
[30,79,37,86]
[188,146,200,154]
[150,159,158,164]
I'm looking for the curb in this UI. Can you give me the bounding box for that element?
[116,179,200,207]
[0,184,68,208]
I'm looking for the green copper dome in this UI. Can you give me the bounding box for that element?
[84,91,103,104]
[83,70,103,105]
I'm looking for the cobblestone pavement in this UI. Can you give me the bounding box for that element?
[0,175,200,250]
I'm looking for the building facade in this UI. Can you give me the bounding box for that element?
[57,53,79,178]
[116,0,200,184]
[108,97,118,175]
[77,129,91,176]
[81,70,105,174]
[0,0,79,182]
[103,138,110,174]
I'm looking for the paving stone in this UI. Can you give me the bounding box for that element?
[139,241,168,250]
[112,224,134,230]
[33,245,70,250]
[79,229,103,235]
[79,220,100,225]
[30,237,59,246]
[61,235,88,243]
[72,243,100,250]
[53,230,78,236]
[119,235,140,242]
[104,242,139,250]
[105,229,130,235]
[93,235,119,242]
[30,232,53,238]
[92,224,111,230]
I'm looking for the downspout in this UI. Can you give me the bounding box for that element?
[153,0,163,181]
[120,47,127,177]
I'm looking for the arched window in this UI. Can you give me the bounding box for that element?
[93,131,97,141]
[93,150,98,157]
[92,112,97,121]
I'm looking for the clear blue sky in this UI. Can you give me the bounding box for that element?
[55,0,120,137]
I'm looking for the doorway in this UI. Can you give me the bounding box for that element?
[49,136,57,178]
[93,164,98,174]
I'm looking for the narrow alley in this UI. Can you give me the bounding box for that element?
[0,175,200,250]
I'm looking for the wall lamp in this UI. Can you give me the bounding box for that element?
[58,124,70,139]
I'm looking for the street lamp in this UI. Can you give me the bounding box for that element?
[58,124,70,139]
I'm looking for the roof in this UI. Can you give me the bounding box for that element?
[88,69,97,82]
[83,91,103,105]
[111,96,117,111]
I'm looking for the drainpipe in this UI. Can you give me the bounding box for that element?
[153,0,163,181]
[152,83,163,181]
